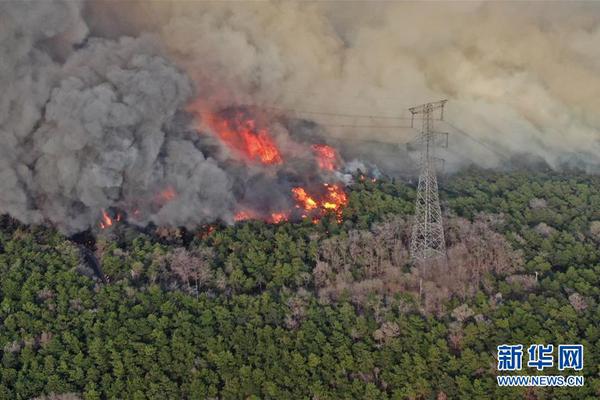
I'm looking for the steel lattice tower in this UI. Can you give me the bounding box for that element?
[408,100,448,262]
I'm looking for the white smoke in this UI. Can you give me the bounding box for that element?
[121,1,600,168]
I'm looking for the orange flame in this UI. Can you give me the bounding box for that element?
[292,183,348,222]
[323,183,348,210]
[270,212,288,224]
[235,210,288,224]
[99,209,113,229]
[234,210,255,222]
[233,184,347,225]
[312,144,337,171]
[291,187,318,210]
[202,111,282,165]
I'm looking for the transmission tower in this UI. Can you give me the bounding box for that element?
[408,100,448,262]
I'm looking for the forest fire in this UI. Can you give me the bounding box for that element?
[234,210,256,222]
[322,184,348,212]
[193,106,352,225]
[95,101,351,229]
[270,212,289,224]
[99,209,122,229]
[312,144,337,171]
[87,102,352,230]
[196,224,217,240]
[292,184,348,221]
[292,187,318,210]
[235,210,289,224]
[99,209,112,229]
[202,110,282,165]
[232,183,348,225]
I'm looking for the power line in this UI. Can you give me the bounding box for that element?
[242,102,513,161]
[305,123,411,129]
[442,120,511,162]
[256,105,412,120]
[273,88,417,106]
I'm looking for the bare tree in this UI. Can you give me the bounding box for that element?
[315,213,524,315]
[568,292,588,312]
[168,247,214,297]
[169,247,193,292]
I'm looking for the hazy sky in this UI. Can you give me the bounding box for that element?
[85,1,600,168]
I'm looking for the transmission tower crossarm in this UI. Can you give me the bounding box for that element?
[409,99,447,128]
[408,99,447,115]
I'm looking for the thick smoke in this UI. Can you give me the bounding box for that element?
[2,1,600,232]
[1,1,234,233]
[91,1,600,169]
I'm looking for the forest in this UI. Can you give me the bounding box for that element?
[1,168,599,399]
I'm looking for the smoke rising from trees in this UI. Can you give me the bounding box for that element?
[2,1,600,232]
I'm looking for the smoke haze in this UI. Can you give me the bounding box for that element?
[105,1,600,167]
[2,1,600,232]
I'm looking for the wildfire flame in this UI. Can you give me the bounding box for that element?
[234,210,256,222]
[99,209,123,229]
[291,187,318,210]
[292,183,348,222]
[312,144,337,171]
[186,102,349,225]
[269,212,289,224]
[235,210,289,224]
[99,209,112,229]
[322,183,348,211]
[202,111,282,165]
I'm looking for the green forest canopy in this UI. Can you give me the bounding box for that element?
[1,169,599,399]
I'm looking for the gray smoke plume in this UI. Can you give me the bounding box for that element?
[95,1,600,170]
[1,1,235,233]
[3,1,600,233]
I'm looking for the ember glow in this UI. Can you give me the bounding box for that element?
[157,186,177,203]
[99,209,124,229]
[234,210,255,222]
[235,210,289,224]
[292,183,348,222]
[312,144,337,171]
[270,212,289,224]
[202,111,282,165]
[99,209,113,229]
[186,103,349,225]
[197,224,217,240]
[292,187,318,211]
[323,184,348,211]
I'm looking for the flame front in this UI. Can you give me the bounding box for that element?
[202,111,282,165]
[322,184,348,211]
[100,209,112,229]
[292,184,348,222]
[270,212,289,224]
[234,210,255,222]
[292,187,318,210]
[99,209,124,229]
[186,102,349,225]
[235,210,289,224]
